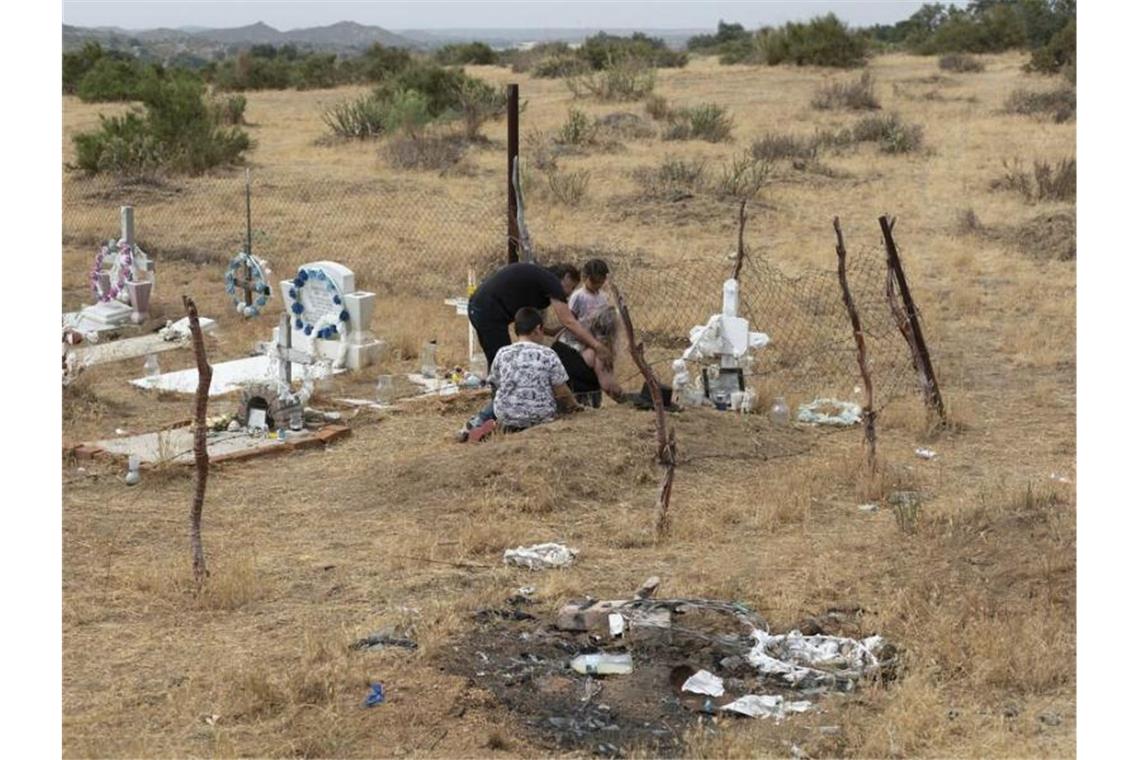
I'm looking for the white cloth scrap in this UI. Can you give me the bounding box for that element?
[720,694,814,720]
[502,543,578,570]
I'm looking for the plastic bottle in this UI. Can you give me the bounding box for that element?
[769,396,790,426]
[375,374,394,405]
[570,653,633,675]
[144,353,161,377]
[420,340,438,379]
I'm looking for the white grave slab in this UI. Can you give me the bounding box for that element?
[131,355,342,397]
[91,427,314,465]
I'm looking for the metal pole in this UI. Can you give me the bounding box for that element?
[243,170,253,307]
[279,313,292,385]
[507,83,519,264]
[878,215,945,422]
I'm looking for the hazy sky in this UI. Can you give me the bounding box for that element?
[62,1,942,31]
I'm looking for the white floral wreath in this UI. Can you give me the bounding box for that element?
[225,251,273,318]
[90,239,137,303]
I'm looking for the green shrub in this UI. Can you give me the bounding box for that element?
[72,73,250,176]
[566,58,656,101]
[718,36,761,65]
[63,42,113,95]
[294,54,339,89]
[758,14,868,68]
[322,95,389,139]
[452,77,509,139]
[811,71,880,110]
[663,103,733,143]
[211,93,248,125]
[504,42,574,74]
[531,53,591,78]
[435,42,498,66]
[687,21,752,52]
[381,89,433,139]
[579,32,687,69]
[939,53,985,73]
[355,43,414,82]
[1003,86,1075,123]
[556,107,597,146]
[848,112,924,153]
[1027,17,1075,75]
[76,57,147,102]
[633,156,708,198]
[917,4,1028,54]
[374,62,470,117]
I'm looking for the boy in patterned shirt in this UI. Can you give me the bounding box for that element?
[487,307,582,432]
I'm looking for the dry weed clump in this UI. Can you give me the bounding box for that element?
[1003,86,1075,123]
[939,53,986,73]
[383,133,470,173]
[811,71,881,110]
[990,157,1076,203]
[750,131,820,162]
[566,58,657,102]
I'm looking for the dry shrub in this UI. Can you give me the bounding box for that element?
[811,71,880,110]
[555,107,597,147]
[130,549,264,611]
[821,112,924,154]
[566,58,656,102]
[631,156,708,199]
[939,53,986,72]
[712,152,771,200]
[991,157,1076,202]
[594,111,656,140]
[384,133,468,172]
[751,131,820,162]
[644,93,671,120]
[543,168,591,206]
[1003,86,1075,123]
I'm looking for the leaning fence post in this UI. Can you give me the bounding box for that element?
[613,282,676,539]
[878,215,946,424]
[183,295,212,587]
[834,219,877,472]
[506,83,520,264]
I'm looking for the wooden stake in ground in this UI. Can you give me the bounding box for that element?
[183,295,212,585]
[833,218,877,471]
[879,215,947,424]
[731,198,748,281]
[613,283,677,538]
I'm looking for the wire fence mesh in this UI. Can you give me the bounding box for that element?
[63,169,935,459]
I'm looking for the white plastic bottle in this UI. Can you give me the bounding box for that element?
[769,396,790,426]
[570,653,633,675]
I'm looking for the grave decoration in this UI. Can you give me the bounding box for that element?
[68,206,157,334]
[225,252,273,317]
[278,260,383,371]
[225,168,272,318]
[676,278,769,409]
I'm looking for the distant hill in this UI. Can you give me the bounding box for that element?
[62,20,423,61]
[63,22,709,61]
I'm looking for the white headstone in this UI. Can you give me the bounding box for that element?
[278,261,383,370]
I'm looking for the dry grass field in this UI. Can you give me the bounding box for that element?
[62,51,1075,758]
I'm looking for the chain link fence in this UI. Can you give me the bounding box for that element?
[63,168,935,456]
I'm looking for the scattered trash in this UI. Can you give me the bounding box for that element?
[681,669,724,697]
[746,630,891,691]
[857,503,879,513]
[570,653,633,676]
[1049,472,1072,484]
[517,586,537,598]
[503,543,578,570]
[474,607,536,623]
[361,682,386,708]
[915,447,937,460]
[115,428,129,436]
[796,398,862,427]
[888,491,921,507]
[721,694,814,720]
[608,613,625,638]
[351,631,418,652]
[203,714,220,726]
[1038,711,1062,727]
[226,419,241,432]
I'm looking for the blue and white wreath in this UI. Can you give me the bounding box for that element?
[288,266,350,339]
[225,252,273,318]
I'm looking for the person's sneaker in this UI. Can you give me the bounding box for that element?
[467,418,497,443]
[455,416,480,443]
